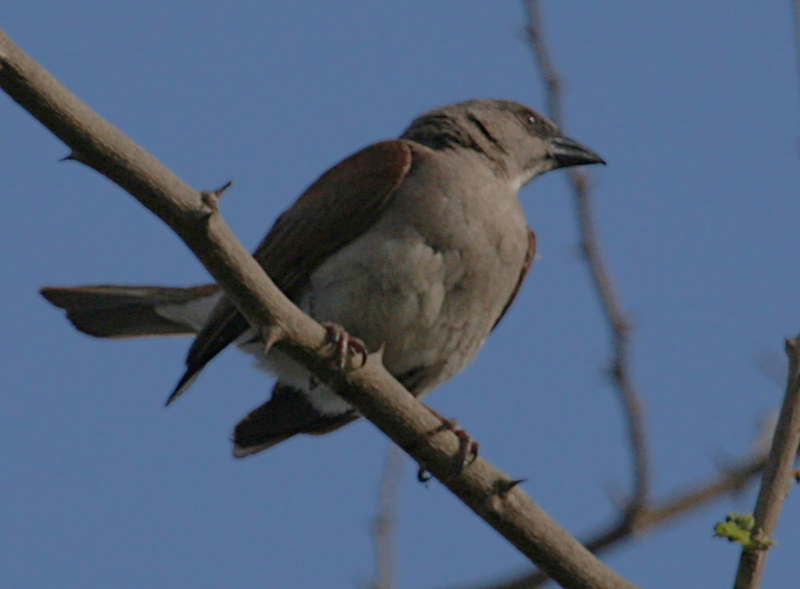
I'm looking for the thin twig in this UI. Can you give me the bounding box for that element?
[524,0,650,517]
[734,336,800,589]
[371,444,405,589]
[793,0,800,106]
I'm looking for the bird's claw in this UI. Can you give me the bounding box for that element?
[323,322,368,370]
[416,409,480,483]
[446,418,480,476]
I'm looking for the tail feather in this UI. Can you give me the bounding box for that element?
[42,284,362,453]
[233,384,358,457]
[40,284,220,339]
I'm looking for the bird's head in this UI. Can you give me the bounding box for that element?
[402,99,605,189]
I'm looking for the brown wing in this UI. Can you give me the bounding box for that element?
[492,227,536,331]
[167,140,414,403]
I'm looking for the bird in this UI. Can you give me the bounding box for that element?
[41,99,604,458]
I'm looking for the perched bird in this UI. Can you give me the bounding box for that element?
[41,99,604,458]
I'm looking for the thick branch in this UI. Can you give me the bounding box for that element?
[524,0,650,515]
[734,336,800,589]
[457,454,767,589]
[0,25,638,589]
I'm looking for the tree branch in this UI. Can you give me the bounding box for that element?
[371,444,405,589]
[793,0,800,113]
[734,335,800,589]
[524,0,650,518]
[0,25,639,589]
[456,454,768,589]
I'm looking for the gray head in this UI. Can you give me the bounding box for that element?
[401,99,604,188]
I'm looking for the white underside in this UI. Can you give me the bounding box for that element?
[238,340,354,415]
[156,292,355,416]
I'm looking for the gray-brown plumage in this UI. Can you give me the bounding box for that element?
[41,99,604,457]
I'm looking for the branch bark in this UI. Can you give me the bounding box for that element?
[734,336,800,589]
[0,25,639,589]
[462,454,767,589]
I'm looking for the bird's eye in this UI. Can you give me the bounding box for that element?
[528,115,536,125]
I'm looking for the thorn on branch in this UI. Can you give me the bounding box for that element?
[199,178,235,214]
[60,150,88,164]
[417,465,432,483]
[494,477,527,497]
[211,178,235,199]
[260,324,285,355]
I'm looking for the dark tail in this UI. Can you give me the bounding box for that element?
[40,284,221,339]
[233,384,358,457]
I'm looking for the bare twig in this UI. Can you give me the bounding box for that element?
[0,25,641,589]
[371,444,405,589]
[523,0,563,125]
[524,0,650,517]
[734,336,800,589]
[456,454,767,589]
[793,0,800,105]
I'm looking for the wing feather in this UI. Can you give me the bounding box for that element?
[492,227,536,331]
[167,140,414,402]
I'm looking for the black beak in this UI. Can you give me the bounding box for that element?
[549,135,605,169]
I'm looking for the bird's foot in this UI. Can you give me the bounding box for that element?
[417,407,479,483]
[322,322,368,370]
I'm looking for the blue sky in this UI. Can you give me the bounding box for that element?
[2,2,799,588]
